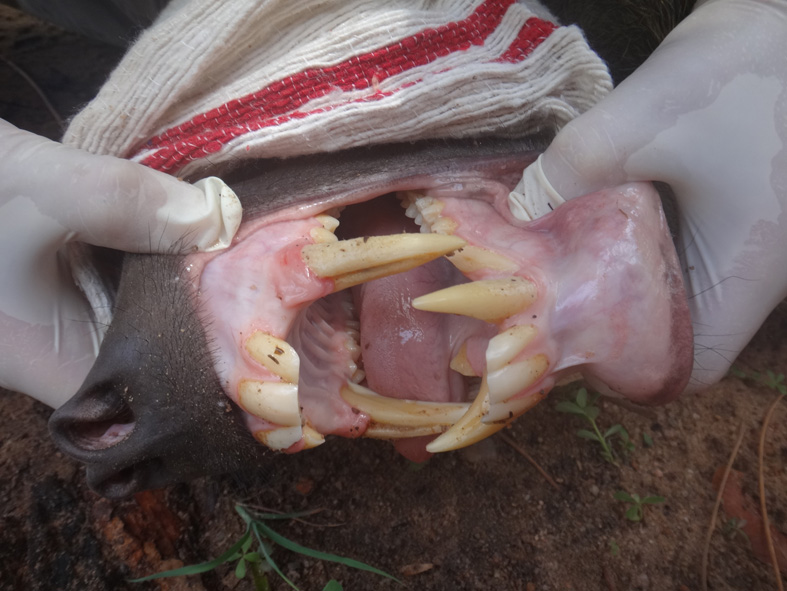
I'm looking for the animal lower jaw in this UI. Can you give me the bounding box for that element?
[195,181,692,458]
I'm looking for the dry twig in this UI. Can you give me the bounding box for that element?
[701,422,746,591]
[499,432,560,490]
[759,394,785,591]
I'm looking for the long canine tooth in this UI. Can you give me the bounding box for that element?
[364,424,447,439]
[486,325,538,372]
[425,379,505,453]
[483,390,546,423]
[245,332,299,384]
[446,245,518,274]
[341,383,469,427]
[412,277,537,322]
[239,380,301,426]
[486,354,549,404]
[449,343,478,377]
[301,233,466,292]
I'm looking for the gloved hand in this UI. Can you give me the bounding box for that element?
[509,0,787,393]
[0,119,242,407]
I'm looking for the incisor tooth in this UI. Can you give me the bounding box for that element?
[301,424,325,448]
[412,277,537,322]
[239,380,301,426]
[341,383,469,427]
[486,325,538,372]
[449,343,478,377]
[254,425,302,450]
[302,233,466,292]
[245,332,299,384]
[486,354,549,404]
[316,214,340,232]
[446,245,518,274]
[425,380,505,453]
[483,390,546,423]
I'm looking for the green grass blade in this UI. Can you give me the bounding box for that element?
[129,528,251,582]
[323,581,344,591]
[252,524,300,591]
[254,521,402,584]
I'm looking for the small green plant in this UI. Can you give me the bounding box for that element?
[556,388,630,465]
[642,432,654,448]
[730,366,787,395]
[721,517,750,546]
[130,505,400,590]
[609,539,620,557]
[614,490,665,522]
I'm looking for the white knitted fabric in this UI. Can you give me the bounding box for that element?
[63,0,612,176]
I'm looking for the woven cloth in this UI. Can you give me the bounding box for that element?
[63,0,612,177]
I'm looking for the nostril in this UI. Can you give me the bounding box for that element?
[65,406,136,451]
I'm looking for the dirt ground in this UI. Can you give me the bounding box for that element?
[2,6,786,590]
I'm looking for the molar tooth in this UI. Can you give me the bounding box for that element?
[254,425,302,451]
[412,277,537,322]
[239,380,301,426]
[302,233,466,292]
[449,343,478,377]
[446,245,518,274]
[316,214,340,232]
[425,379,505,453]
[245,332,299,384]
[483,390,546,423]
[341,382,469,428]
[486,354,549,404]
[486,325,538,372]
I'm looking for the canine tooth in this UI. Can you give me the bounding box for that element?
[364,424,446,439]
[425,380,505,453]
[341,383,469,427]
[446,245,518,274]
[245,332,299,384]
[254,425,302,450]
[483,390,546,423]
[449,343,478,377]
[486,354,549,404]
[301,424,326,449]
[302,234,466,291]
[486,325,538,372]
[239,380,301,426]
[412,278,537,322]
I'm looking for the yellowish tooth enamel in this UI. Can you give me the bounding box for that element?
[483,390,546,423]
[245,332,299,384]
[239,380,301,426]
[316,214,340,232]
[425,380,506,453]
[486,354,549,404]
[254,425,302,450]
[449,343,478,377]
[301,424,325,449]
[341,383,469,427]
[446,245,518,274]
[310,227,338,243]
[486,325,538,372]
[364,424,447,439]
[412,277,537,323]
[301,233,466,292]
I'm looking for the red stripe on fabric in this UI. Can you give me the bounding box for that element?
[140,4,555,172]
[495,17,556,63]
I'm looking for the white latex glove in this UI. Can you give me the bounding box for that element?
[509,0,787,393]
[0,119,242,407]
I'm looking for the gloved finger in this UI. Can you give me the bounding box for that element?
[0,119,241,253]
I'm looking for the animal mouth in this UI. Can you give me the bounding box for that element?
[190,162,693,460]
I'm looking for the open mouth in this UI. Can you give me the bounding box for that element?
[188,157,693,461]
